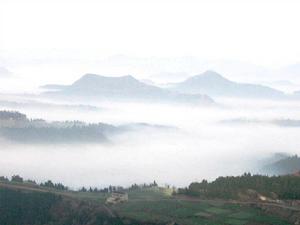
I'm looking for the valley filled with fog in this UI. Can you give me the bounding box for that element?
[1,52,300,189]
[1,88,300,188]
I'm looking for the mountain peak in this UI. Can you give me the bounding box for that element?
[119,75,138,81]
[173,70,284,98]
[185,70,230,84]
[74,73,101,82]
[196,70,228,81]
[80,73,136,80]
[72,74,139,86]
[81,73,100,79]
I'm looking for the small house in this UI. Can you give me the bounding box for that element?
[106,191,128,204]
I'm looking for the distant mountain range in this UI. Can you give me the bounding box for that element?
[171,70,286,99]
[41,71,299,101]
[43,74,214,105]
[81,55,300,85]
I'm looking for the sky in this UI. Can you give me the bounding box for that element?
[1,0,300,68]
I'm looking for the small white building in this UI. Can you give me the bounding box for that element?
[106,191,128,204]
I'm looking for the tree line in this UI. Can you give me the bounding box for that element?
[178,172,300,200]
[5,172,300,200]
[0,174,158,193]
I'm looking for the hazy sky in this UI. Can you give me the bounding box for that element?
[1,0,300,67]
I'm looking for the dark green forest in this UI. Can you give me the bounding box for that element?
[179,173,300,199]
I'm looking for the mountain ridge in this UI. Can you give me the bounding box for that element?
[43,73,214,105]
[172,70,286,99]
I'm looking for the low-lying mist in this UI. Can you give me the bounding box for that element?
[0,96,300,188]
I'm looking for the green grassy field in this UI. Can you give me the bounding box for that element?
[0,182,294,225]
[109,188,292,225]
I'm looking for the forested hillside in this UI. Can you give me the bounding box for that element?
[179,173,300,200]
[262,155,300,175]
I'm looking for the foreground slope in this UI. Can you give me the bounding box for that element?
[0,175,298,225]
